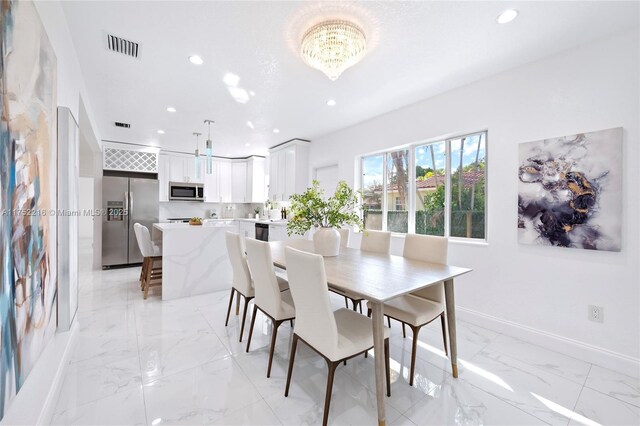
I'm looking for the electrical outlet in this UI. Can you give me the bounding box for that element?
[588,305,604,323]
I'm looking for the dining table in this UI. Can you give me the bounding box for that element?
[269,239,472,426]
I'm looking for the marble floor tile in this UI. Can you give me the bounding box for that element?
[54,355,142,410]
[485,334,592,385]
[143,357,263,425]
[570,386,640,426]
[138,329,231,384]
[77,285,131,313]
[68,334,139,370]
[461,348,583,425]
[50,386,146,426]
[403,377,547,426]
[584,364,640,408]
[210,399,282,425]
[265,369,403,425]
[51,265,634,426]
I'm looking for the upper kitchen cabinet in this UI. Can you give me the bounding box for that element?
[268,139,310,202]
[231,161,247,203]
[159,153,203,201]
[203,158,232,203]
[246,156,266,203]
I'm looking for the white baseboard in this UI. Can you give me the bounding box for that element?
[456,307,640,378]
[1,321,79,425]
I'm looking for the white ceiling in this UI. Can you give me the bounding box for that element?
[61,1,639,157]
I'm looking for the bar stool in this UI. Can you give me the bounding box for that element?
[134,223,162,299]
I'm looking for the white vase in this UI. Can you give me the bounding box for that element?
[313,227,341,257]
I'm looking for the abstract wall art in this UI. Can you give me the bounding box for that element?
[518,127,622,251]
[1,1,58,420]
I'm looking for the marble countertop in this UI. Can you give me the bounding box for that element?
[235,218,289,226]
[153,222,237,231]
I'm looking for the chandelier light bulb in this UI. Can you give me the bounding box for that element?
[301,20,367,81]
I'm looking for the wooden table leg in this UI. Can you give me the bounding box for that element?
[444,278,458,378]
[370,301,386,426]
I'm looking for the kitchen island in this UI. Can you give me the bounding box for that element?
[153,222,236,300]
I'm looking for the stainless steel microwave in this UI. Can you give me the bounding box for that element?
[169,182,204,201]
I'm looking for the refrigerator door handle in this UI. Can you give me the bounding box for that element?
[124,191,129,214]
[129,192,134,221]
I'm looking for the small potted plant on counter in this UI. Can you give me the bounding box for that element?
[287,180,362,256]
[254,207,261,219]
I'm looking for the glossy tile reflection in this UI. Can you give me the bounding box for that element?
[49,266,639,425]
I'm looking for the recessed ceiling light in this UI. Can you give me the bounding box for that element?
[496,9,519,24]
[223,73,240,87]
[249,91,256,97]
[273,129,280,134]
[166,107,176,113]
[189,55,203,65]
[246,121,254,129]
[245,143,250,147]
[327,99,336,107]
[157,130,165,134]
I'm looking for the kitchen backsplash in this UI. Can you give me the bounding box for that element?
[159,201,265,220]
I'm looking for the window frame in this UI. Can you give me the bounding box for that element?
[359,130,488,242]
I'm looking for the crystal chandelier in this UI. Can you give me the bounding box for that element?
[301,20,366,81]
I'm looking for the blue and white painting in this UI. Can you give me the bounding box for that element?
[518,128,622,251]
[1,1,58,420]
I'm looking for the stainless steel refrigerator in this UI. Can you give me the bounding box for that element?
[102,176,159,267]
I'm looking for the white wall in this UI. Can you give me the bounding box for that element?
[2,2,102,424]
[78,177,94,239]
[310,30,640,366]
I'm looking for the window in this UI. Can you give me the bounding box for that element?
[361,154,383,230]
[386,150,408,233]
[360,131,487,240]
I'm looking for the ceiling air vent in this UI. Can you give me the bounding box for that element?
[107,34,139,58]
[114,121,131,128]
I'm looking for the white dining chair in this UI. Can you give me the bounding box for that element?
[225,231,256,342]
[360,229,391,254]
[225,232,289,342]
[335,230,392,313]
[368,234,449,386]
[284,247,391,426]
[134,223,162,299]
[244,238,295,377]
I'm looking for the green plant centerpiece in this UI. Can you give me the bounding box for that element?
[287,180,362,256]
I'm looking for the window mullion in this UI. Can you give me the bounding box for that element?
[382,153,388,232]
[444,140,452,237]
[408,147,416,234]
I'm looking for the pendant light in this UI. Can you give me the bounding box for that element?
[193,132,202,179]
[204,119,215,174]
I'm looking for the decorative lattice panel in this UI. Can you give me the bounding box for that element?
[103,147,157,173]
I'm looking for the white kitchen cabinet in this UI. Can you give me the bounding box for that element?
[238,221,255,238]
[268,224,287,242]
[203,160,220,202]
[158,154,170,202]
[231,161,247,202]
[185,158,203,184]
[268,139,310,202]
[246,157,265,203]
[218,160,232,202]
